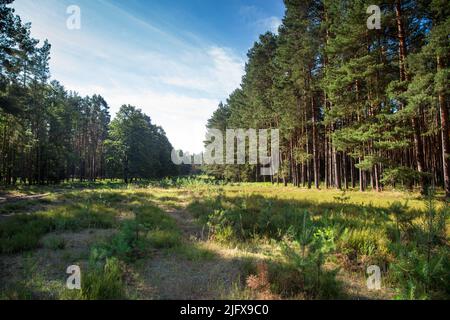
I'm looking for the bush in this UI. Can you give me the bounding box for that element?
[278,225,342,299]
[91,221,143,262]
[206,209,238,243]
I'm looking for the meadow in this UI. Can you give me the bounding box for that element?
[0,178,449,300]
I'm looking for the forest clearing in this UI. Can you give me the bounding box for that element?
[1,178,448,300]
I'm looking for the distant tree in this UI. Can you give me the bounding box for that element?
[106,105,175,183]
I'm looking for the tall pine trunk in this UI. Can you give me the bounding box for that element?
[311,94,320,189]
[395,0,426,194]
[437,56,450,198]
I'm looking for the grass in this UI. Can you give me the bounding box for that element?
[170,242,217,261]
[0,198,52,215]
[0,179,448,300]
[186,184,449,299]
[0,202,117,254]
[42,235,67,250]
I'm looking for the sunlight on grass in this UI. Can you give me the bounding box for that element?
[1,181,448,300]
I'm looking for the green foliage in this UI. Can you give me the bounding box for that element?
[338,227,390,264]
[381,167,423,187]
[389,190,450,299]
[390,245,450,300]
[0,203,117,254]
[147,229,181,249]
[388,201,416,242]
[42,235,66,250]
[188,189,449,299]
[0,198,51,214]
[94,221,144,262]
[90,203,181,262]
[0,214,53,254]
[280,225,342,299]
[171,243,217,262]
[135,205,178,231]
[206,210,237,243]
[105,105,177,182]
[152,176,225,189]
[0,282,35,300]
[78,257,126,300]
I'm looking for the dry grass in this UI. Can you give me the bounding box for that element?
[1,181,447,300]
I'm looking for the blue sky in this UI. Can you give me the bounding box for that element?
[12,0,285,153]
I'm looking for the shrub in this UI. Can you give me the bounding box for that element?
[246,261,279,300]
[91,221,143,262]
[206,210,237,243]
[279,225,342,299]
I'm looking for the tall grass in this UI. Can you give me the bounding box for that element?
[187,189,449,299]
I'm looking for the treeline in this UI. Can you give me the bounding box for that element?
[205,0,449,196]
[0,0,177,184]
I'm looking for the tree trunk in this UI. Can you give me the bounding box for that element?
[437,56,450,197]
[396,0,426,194]
[333,147,341,190]
[312,94,320,189]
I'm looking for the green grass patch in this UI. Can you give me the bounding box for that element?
[42,234,67,250]
[0,203,117,254]
[147,229,181,249]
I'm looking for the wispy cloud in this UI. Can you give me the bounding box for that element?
[161,46,244,96]
[258,16,282,34]
[239,5,282,34]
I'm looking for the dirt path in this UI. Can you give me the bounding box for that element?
[164,207,205,241]
[138,205,245,300]
[0,193,49,204]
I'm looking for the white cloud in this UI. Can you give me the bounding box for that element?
[239,5,282,34]
[161,46,244,96]
[259,16,282,34]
